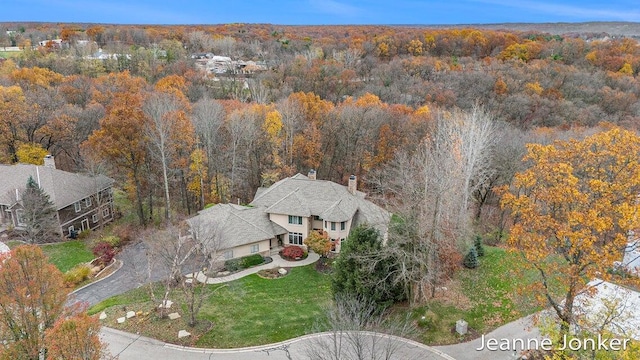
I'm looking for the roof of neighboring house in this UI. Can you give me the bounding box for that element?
[251,173,391,228]
[0,164,114,210]
[188,204,288,251]
[575,279,640,340]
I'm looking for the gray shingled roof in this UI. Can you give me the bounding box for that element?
[250,173,388,225]
[0,164,114,210]
[188,204,287,250]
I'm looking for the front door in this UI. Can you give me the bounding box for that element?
[81,218,90,232]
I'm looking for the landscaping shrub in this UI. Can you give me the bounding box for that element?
[225,254,265,272]
[101,235,121,248]
[463,247,479,269]
[241,254,264,268]
[474,235,485,257]
[77,230,91,240]
[92,241,115,266]
[63,264,92,286]
[113,224,135,246]
[224,259,243,272]
[281,246,304,260]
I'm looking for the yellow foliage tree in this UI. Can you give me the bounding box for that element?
[619,62,634,75]
[16,142,48,165]
[187,148,208,210]
[499,127,640,335]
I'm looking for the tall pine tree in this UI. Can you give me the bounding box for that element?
[21,176,59,243]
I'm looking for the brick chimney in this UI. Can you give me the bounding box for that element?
[348,175,357,194]
[43,154,56,169]
[308,169,316,180]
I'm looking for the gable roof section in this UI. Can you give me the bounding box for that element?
[0,164,113,210]
[265,189,311,217]
[189,204,287,250]
[250,174,361,222]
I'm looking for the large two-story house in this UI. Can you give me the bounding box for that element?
[188,170,391,260]
[0,156,115,238]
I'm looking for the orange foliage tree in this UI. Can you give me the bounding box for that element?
[0,245,106,359]
[44,313,105,360]
[499,127,640,334]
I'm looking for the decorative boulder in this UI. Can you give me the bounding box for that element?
[117,317,126,324]
[99,312,107,320]
[456,319,468,335]
[178,330,191,338]
[278,268,288,275]
[168,312,181,320]
[126,311,136,319]
[159,300,173,309]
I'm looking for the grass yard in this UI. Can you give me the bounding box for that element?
[411,246,545,345]
[40,240,94,273]
[91,264,332,348]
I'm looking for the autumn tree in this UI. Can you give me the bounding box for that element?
[20,176,60,244]
[0,245,65,359]
[142,90,194,220]
[44,313,106,360]
[304,230,331,258]
[500,127,640,334]
[16,142,48,165]
[83,93,149,225]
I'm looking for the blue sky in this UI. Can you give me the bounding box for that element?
[2,0,640,25]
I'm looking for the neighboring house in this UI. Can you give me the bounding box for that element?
[0,156,115,238]
[189,170,391,260]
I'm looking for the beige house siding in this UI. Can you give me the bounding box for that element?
[324,218,352,252]
[221,239,271,261]
[269,213,310,246]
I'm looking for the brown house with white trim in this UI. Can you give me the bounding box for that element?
[0,156,115,238]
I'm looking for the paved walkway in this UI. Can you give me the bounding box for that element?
[189,252,320,284]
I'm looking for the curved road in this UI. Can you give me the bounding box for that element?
[102,327,456,360]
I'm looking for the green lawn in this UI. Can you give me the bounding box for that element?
[411,246,545,345]
[40,240,94,273]
[91,264,332,348]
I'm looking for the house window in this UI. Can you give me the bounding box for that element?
[85,197,92,207]
[341,221,346,231]
[288,232,303,245]
[324,221,328,228]
[250,244,259,254]
[68,225,75,234]
[313,215,322,221]
[92,214,98,223]
[331,222,336,231]
[102,207,110,217]
[288,215,303,225]
[74,202,81,213]
[224,250,233,260]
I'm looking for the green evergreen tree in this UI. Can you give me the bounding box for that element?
[21,176,60,243]
[474,235,485,257]
[332,225,406,312]
[463,246,478,269]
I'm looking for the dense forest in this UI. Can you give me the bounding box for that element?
[1,22,638,231]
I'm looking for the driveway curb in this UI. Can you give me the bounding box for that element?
[70,258,123,295]
[161,330,456,359]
